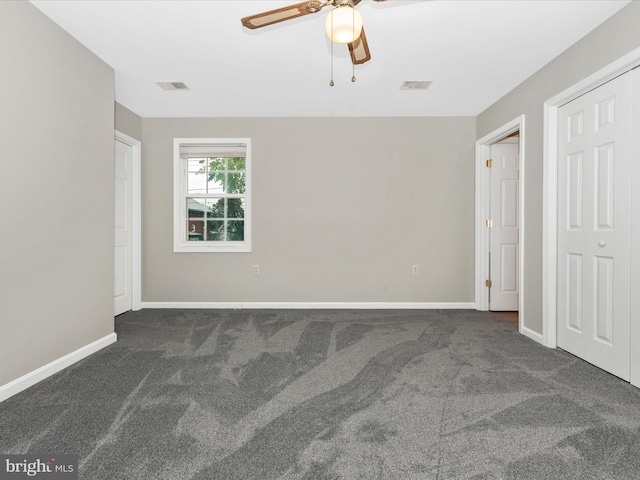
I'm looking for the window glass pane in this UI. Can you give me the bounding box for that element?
[207,171,225,194]
[228,157,245,171]
[187,220,204,241]
[227,220,244,241]
[227,198,245,218]
[187,159,207,194]
[188,158,205,172]
[226,173,246,194]
[187,198,206,218]
[208,158,226,172]
[207,220,224,241]
[206,198,224,218]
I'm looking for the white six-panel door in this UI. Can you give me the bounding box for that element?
[489,140,519,311]
[557,71,632,381]
[114,139,133,316]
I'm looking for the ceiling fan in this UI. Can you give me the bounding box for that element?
[241,0,387,66]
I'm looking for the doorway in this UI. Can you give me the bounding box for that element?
[489,135,519,312]
[475,115,527,336]
[114,130,142,315]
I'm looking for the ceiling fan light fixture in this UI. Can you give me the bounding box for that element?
[325,4,363,44]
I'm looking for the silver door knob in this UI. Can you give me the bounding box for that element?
[599,241,606,247]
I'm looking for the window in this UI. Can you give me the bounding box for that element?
[174,138,251,252]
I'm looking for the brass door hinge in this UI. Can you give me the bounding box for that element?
[486,279,492,288]
[486,159,493,167]
[486,219,493,228]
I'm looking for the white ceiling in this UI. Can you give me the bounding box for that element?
[30,0,630,118]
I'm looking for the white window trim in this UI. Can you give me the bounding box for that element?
[173,137,251,253]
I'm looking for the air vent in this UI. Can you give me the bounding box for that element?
[156,82,190,91]
[400,81,432,91]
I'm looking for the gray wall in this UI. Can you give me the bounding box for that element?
[477,1,640,335]
[0,1,115,386]
[115,102,142,141]
[142,117,476,303]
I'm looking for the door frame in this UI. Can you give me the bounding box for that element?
[475,115,526,331]
[542,46,640,386]
[115,130,142,312]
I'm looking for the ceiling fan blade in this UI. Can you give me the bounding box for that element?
[241,2,321,29]
[348,26,371,65]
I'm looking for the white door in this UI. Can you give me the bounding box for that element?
[557,71,632,380]
[489,139,519,311]
[114,139,133,316]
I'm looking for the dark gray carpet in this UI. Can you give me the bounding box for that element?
[2,309,640,479]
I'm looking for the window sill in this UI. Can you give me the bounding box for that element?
[173,242,251,253]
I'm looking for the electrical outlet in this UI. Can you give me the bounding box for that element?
[412,265,419,275]
[253,265,260,275]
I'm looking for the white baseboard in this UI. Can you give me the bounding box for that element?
[520,324,545,345]
[140,301,476,310]
[0,333,117,403]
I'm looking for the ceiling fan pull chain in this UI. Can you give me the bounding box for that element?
[330,11,335,86]
[352,54,356,82]
[351,6,356,82]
